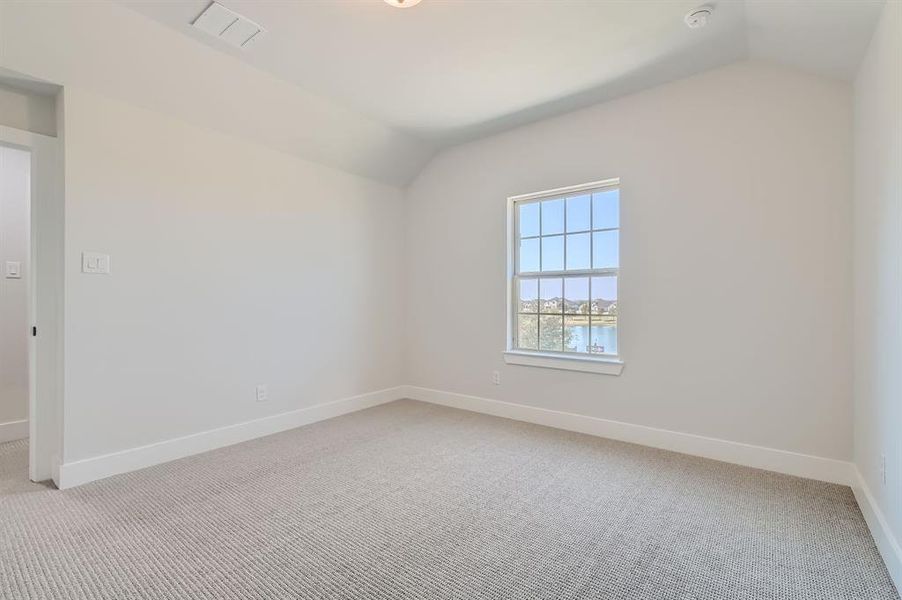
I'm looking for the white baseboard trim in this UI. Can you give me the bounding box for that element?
[852,469,902,593]
[402,385,855,486]
[53,384,856,489]
[48,383,897,593]
[57,386,405,489]
[0,419,29,443]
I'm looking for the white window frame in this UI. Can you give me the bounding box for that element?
[503,178,623,376]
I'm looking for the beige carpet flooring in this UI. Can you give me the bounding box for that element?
[0,399,898,599]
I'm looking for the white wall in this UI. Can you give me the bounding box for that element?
[0,145,30,428]
[0,0,865,487]
[0,84,56,137]
[0,0,433,186]
[853,0,902,570]
[405,60,853,461]
[0,0,408,474]
[60,86,405,462]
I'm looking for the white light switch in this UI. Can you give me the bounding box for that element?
[5,261,21,279]
[82,252,111,274]
[255,384,268,402]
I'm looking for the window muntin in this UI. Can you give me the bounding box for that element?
[512,182,619,358]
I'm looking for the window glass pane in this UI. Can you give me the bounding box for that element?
[538,315,563,352]
[592,189,619,230]
[514,185,621,358]
[519,237,540,273]
[564,315,590,353]
[539,278,563,314]
[519,202,540,238]
[565,233,590,270]
[590,322,617,355]
[541,235,564,271]
[541,199,565,235]
[517,314,538,350]
[566,195,591,232]
[564,277,589,314]
[590,276,618,315]
[518,279,538,313]
[590,275,618,355]
[592,230,619,269]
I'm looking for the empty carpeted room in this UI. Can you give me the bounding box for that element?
[0,0,900,598]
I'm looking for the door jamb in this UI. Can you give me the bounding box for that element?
[0,123,63,485]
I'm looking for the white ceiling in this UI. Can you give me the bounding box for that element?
[746,0,886,80]
[105,0,884,183]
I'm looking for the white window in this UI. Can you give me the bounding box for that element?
[505,179,622,375]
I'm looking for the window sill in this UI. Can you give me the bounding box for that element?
[502,351,624,375]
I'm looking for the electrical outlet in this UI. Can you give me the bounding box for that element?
[255,384,268,402]
[491,371,501,385]
[4,261,21,279]
[880,453,887,486]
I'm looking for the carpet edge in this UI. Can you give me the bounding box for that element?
[854,470,902,595]
[402,385,855,485]
[57,386,405,489]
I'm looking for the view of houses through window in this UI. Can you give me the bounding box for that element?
[512,183,619,357]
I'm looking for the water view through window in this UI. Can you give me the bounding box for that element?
[513,185,619,356]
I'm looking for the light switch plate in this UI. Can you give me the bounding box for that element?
[82,252,111,274]
[255,384,268,402]
[4,261,21,278]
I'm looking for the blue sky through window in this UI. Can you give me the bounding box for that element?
[514,185,619,356]
[541,199,565,235]
[518,188,619,273]
[566,195,591,231]
[593,189,619,230]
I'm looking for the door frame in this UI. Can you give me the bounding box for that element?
[0,123,64,485]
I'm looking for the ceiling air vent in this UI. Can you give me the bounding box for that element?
[192,2,265,49]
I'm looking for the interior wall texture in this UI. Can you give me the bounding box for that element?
[0,145,30,427]
[0,0,868,471]
[0,84,56,138]
[60,87,405,462]
[405,60,854,461]
[854,0,902,551]
[0,0,407,470]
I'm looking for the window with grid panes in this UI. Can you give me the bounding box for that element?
[511,181,619,358]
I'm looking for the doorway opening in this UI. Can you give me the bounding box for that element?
[0,144,35,491]
[0,74,64,490]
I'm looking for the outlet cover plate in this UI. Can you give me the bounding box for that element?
[82,252,110,274]
[4,261,21,278]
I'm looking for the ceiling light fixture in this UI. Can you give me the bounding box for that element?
[684,5,714,29]
[384,0,422,7]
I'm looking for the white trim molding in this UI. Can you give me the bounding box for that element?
[503,351,623,375]
[0,124,65,486]
[57,386,405,489]
[852,470,902,592]
[402,385,855,486]
[508,178,621,203]
[0,419,29,443]
[506,178,623,368]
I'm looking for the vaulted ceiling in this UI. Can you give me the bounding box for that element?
[1,1,886,185]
